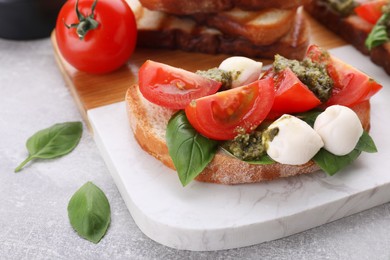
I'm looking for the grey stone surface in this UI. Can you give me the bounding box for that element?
[1,38,390,259]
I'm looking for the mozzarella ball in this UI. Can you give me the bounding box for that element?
[219,56,263,88]
[264,115,324,165]
[314,105,363,156]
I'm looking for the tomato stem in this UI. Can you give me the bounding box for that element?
[63,0,99,40]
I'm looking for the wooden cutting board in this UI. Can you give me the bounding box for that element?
[51,12,346,123]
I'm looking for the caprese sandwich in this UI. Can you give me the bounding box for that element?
[126,45,382,186]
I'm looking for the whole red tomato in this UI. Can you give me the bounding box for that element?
[56,0,137,74]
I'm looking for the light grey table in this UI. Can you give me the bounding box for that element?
[1,38,390,260]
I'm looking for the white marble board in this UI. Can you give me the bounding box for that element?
[88,46,390,251]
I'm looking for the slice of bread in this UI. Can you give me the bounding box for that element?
[305,0,390,75]
[139,0,311,14]
[127,0,310,60]
[125,84,371,185]
[192,8,297,45]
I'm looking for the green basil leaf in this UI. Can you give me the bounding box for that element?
[313,148,362,176]
[166,111,219,186]
[312,131,377,176]
[15,121,83,172]
[245,154,275,165]
[221,147,274,165]
[68,182,110,243]
[295,110,323,127]
[365,13,390,50]
[355,131,378,153]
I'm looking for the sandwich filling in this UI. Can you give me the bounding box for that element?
[273,54,334,102]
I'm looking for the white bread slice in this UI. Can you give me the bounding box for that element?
[125,84,371,185]
[139,0,311,14]
[127,0,310,60]
[192,8,297,45]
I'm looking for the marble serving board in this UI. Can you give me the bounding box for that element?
[87,46,389,251]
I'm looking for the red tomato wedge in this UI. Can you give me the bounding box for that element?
[355,0,387,24]
[138,60,222,109]
[185,78,275,140]
[266,67,321,113]
[306,45,383,107]
[326,56,383,106]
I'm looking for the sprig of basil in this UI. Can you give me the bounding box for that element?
[313,131,377,176]
[68,182,111,243]
[15,121,83,172]
[365,13,390,50]
[166,111,219,186]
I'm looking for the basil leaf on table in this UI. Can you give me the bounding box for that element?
[14,121,83,172]
[313,131,377,176]
[68,182,111,243]
[166,111,219,186]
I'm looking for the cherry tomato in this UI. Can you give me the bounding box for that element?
[306,45,383,107]
[325,56,383,106]
[185,78,275,140]
[355,0,387,24]
[138,60,222,109]
[56,0,137,74]
[264,67,321,113]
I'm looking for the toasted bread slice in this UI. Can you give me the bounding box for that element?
[125,84,371,185]
[127,0,310,60]
[305,0,390,75]
[139,0,311,14]
[192,8,297,45]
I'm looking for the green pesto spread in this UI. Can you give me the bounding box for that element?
[262,127,279,150]
[273,54,334,103]
[223,125,280,161]
[196,68,233,90]
[326,0,357,16]
[223,129,266,161]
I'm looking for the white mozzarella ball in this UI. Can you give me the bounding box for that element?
[314,105,363,156]
[218,56,263,88]
[264,115,324,165]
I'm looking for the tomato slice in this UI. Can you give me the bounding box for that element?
[138,60,222,109]
[306,45,383,107]
[267,67,322,113]
[185,78,275,140]
[355,0,387,24]
[326,56,383,106]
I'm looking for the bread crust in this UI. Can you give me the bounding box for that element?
[126,85,371,185]
[139,0,311,14]
[305,0,390,75]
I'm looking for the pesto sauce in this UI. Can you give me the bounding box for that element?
[223,129,267,161]
[273,54,334,103]
[196,68,233,90]
[326,0,357,17]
